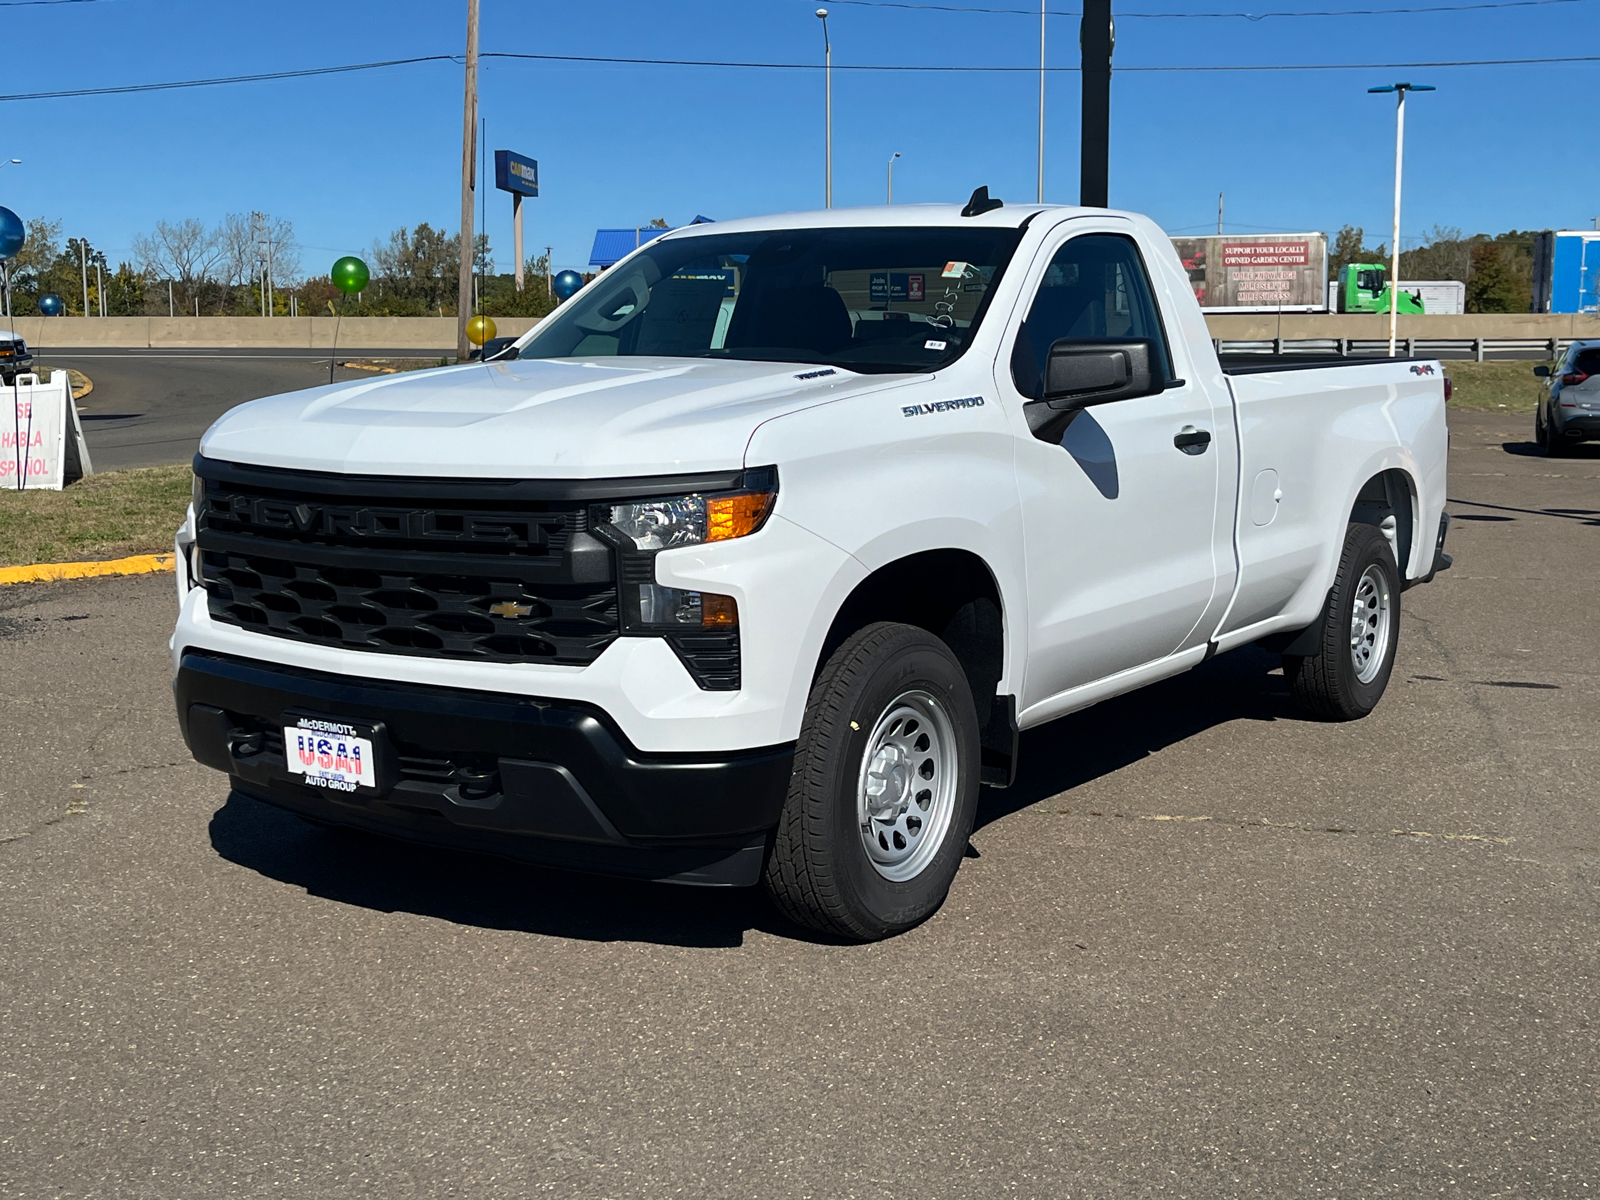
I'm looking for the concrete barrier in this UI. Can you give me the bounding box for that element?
[6,316,543,351]
[1202,312,1600,341]
[9,312,1599,351]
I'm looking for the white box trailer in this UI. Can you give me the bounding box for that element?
[1405,280,1466,315]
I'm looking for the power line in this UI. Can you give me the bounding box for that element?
[824,0,1592,14]
[0,55,455,102]
[482,49,1600,72]
[0,48,1594,103]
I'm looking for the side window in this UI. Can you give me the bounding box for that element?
[1011,233,1173,399]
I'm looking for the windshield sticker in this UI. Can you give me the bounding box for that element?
[941,261,970,278]
[924,339,947,351]
[794,367,837,380]
[902,396,984,418]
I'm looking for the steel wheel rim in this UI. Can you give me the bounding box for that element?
[856,689,958,882]
[1349,564,1393,684]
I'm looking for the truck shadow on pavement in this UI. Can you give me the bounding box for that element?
[209,644,1303,948]
[978,643,1301,827]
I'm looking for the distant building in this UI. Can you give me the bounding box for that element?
[589,216,715,269]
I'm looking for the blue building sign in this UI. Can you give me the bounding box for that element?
[494,150,539,198]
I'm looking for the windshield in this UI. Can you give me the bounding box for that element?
[517,226,1025,374]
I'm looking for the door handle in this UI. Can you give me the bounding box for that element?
[1174,427,1211,455]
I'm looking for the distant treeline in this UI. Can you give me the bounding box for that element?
[2,214,558,321]
[1329,224,1538,313]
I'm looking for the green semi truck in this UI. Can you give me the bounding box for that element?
[1336,263,1426,314]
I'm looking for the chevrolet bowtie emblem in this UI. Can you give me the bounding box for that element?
[488,600,534,619]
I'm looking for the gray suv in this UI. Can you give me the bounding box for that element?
[1536,340,1600,456]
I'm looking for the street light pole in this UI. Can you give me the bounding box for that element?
[817,9,831,209]
[887,151,899,204]
[1038,0,1046,203]
[1369,81,1434,357]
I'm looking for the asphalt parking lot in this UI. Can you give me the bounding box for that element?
[35,349,447,472]
[1,409,1596,1198]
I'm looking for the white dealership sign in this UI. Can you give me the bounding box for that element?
[3,371,92,490]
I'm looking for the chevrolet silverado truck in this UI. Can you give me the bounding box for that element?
[172,192,1450,941]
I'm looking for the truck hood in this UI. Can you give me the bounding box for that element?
[199,356,906,478]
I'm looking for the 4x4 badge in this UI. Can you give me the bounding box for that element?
[488,600,534,619]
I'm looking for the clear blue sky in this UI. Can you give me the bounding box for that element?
[0,0,1591,279]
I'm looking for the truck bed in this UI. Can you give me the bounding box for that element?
[1218,354,1435,376]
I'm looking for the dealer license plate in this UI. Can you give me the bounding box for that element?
[284,717,378,792]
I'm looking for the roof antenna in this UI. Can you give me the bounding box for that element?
[960,186,1004,217]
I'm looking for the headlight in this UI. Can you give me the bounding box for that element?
[609,471,777,551]
[602,469,775,633]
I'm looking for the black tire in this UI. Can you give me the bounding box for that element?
[763,622,982,941]
[1544,403,1570,457]
[1535,404,1550,451]
[1285,523,1401,721]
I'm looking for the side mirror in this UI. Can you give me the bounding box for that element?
[1024,338,1159,443]
[1533,365,1550,377]
[482,336,520,362]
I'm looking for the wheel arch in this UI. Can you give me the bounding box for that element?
[1348,465,1420,583]
[816,548,1017,786]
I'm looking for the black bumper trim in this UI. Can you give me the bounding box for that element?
[176,650,793,881]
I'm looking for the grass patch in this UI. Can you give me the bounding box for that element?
[1443,360,1549,414]
[0,464,190,567]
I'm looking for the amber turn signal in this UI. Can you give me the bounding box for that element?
[706,491,775,542]
[701,593,739,627]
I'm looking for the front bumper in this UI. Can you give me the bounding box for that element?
[176,650,794,885]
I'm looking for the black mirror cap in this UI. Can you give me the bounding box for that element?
[1044,338,1157,404]
[1024,338,1161,443]
[1533,364,1550,377]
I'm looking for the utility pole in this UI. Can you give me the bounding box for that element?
[545,245,553,298]
[96,262,104,316]
[168,279,174,318]
[456,0,480,361]
[1038,0,1046,203]
[887,152,899,204]
[80,240,88,317]
[1079,0,1113,207]
[817,9,831,209]
[1217,192,1224,235]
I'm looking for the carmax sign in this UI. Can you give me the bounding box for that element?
[494,150,539,197]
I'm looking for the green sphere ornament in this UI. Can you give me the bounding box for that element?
[330,256,369,295]
[466,315,497,346]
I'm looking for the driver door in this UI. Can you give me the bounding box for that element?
[1001,225,1228,712]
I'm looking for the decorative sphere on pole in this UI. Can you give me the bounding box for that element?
[466,314,497,346]
[38,293,64,316]
[330,256,370,295]
[552,269,584,302]
[0,206,24,261]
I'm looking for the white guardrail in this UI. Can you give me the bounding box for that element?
[1215,337,1572,361]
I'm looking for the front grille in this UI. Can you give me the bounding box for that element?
[196,463,620,665]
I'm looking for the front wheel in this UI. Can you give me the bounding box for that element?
[763,622,982,941]
[1285,522,1401,721]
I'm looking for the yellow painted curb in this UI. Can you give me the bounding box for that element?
[0,552,175,586]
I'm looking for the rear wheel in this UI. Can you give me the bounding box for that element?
[1544,405,1569,457]
[1285,522,1401,721]
[764,622,981,941]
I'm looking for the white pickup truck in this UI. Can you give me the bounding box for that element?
[172,192,1450,940]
